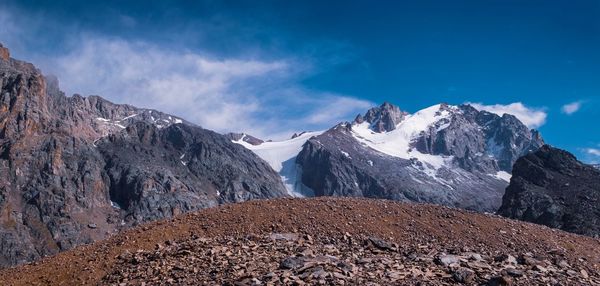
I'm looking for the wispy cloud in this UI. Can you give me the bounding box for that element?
[467,102,547,128]
[0,2,374,140]
[561,101,582,115]
[32,38,370,139]
[586,148,600,157]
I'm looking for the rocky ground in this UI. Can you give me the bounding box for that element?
[1,198,599,285]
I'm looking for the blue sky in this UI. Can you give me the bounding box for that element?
[1,0,599,162]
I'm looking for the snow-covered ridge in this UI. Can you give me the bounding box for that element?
[95,110,184,130]
[233,131,323,197]
[351,104,456,170]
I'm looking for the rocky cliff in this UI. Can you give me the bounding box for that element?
[0,44,287,267]
[498,145,600,237]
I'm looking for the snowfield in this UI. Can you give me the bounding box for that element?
[233,131,323,197]
[351,104,455,171]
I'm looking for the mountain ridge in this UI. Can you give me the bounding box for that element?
[0,44,288,267]
[234,102,544,212]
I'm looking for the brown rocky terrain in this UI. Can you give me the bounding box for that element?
[1,198,599,285]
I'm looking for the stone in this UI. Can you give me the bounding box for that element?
[505,268,524,277]
[495,254,517,265]
[280,256,307,270]
[487,276,513,286]
[269,233,300,241]
[368,237,395,251]
[452,267,475,283]
[435,255,460,267]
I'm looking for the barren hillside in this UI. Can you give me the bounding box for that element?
[1,198,599,285]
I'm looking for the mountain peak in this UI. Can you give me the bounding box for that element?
[356,102,407,132]
[0,43,9,61]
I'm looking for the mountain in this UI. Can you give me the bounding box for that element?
[498,145,600,237]
[0,44,287,267]
[235,102,544,212]
[2,198,598,285]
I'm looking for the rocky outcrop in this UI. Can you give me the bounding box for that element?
[224,132,264,145]
[0,44,287,267]
[0,44,9,61]
[355,102,408,132]
[498,145,600,237]
[297,103,544,212]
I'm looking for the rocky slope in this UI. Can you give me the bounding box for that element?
[1,198,598,285]
[0,44,287,267]
[498,145,600,238]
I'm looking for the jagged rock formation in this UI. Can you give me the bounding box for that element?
[295,103,544,212]
[357,101,408,132]
[498,145,600,237]
[0,44,9,61]
[0,44,287,267]
[224,132,264,145]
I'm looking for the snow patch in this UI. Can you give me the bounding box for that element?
[234,131,323,197]
[351,104,455,170]
[110,201,122,209]
[174,118,183,124]
[494,171,512,182]
[121,114,138,120]
[340,150,351,159]
[96,117,110,122]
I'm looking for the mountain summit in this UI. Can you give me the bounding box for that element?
[235,102,544,212]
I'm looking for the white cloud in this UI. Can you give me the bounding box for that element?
[586,148,600,157]
[303,95,373,125]
[33,38,370,139]
[468,102,547,128]
[561,101,582,115]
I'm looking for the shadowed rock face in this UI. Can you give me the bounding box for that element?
[297,103,544,212]
[498,145,600,237]
[0,44,287,267]
[355,102,408,133]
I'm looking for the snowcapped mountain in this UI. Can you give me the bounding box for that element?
[235,102,544,212]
